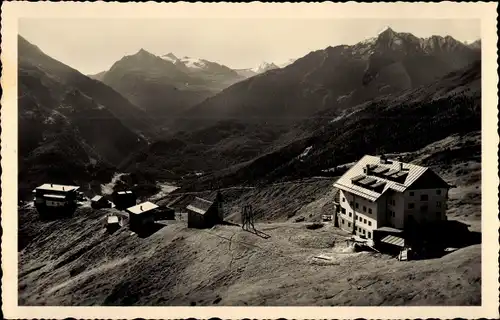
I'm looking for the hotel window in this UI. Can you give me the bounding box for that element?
[362,229,366,234]
[348,222,351,227]
[392,211,395,217]
[420,194,428,201]
[341,208,346,214]
[349,212,352,217]
[436,190,442,195]
[437,201,442,208]
[342,219,345,224]
[368,221,372,226]
[355,203,359,209]
[368,232,371,238]
[363,218,367,224]
[342,197,345,202]
[421,205,428,212]
[408,203,415,209]
[363,206,367,212]
[409,191,414,196]
[368,208,372,214]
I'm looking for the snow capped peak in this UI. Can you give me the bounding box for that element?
[377,25,395,36]
[252,61,279,73]
[161,52,179,62]
[136,48,154,56]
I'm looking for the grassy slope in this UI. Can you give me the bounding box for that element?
[19,210,480,306]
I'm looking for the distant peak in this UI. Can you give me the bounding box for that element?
[161,52,179,62]
[135,48,155,57]
[252,61,279,73]
[377,26,395,36]
[164,52,177,59]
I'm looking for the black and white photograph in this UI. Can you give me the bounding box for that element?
[1,2,498,319]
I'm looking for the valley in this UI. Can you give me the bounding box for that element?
[17,25,483,307]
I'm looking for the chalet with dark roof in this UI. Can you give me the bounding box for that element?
[186,192,223,229]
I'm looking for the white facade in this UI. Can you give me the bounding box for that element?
[334,155,450,238]
[339,187,448,238]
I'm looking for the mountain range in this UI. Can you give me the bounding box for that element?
[18,36,155,197]
[87,52,293,125]
[119,28,480,186]
[173,27,480,130]
[18,27,481,196]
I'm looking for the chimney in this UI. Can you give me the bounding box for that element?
[380,154,386,164]
[400,162,404,171]
[51,183,53,187]
[365,164,370,174]
[140,205,143,211]
[63,187,65,191]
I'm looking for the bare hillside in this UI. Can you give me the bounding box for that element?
[19,208,480,306]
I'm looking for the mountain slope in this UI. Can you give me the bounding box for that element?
[98,50,245,123]
[176,29,480,132]
[100,49,212,120]
[18,36,156,137]
[183,59,481,191]
[18,36,151,196]
[19,206,480,306]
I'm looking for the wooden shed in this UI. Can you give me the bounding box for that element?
[91,195,112,209]
[113,190,137,210]
[186,195,223,229]
[154,206,176,221]
[106,215,121,233]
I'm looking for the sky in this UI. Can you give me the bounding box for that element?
[19,18,480,75]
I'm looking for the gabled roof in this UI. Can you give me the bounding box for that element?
[333,155,445,201]
[186,197,215,215]
[127,201,159,214]
[381,235,405,248]
[36,184,80,192]
[107,216,120,224]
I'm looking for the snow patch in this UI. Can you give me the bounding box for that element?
[278,58,296,68]
[359,37,377,46]
[252,61,279,73]
[377,25,393,36]
[180,57,207,69]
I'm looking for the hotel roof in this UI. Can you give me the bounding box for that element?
[333,155,430,201]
